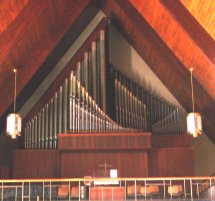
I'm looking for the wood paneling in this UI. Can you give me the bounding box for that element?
[179,0,215,40]
[0,166,10,179]
[0,0,28,33]
[148,148,194,177]
[12,150,60,179]
[58,132,151,150]
[60,133,150,178]
[160,0,215,64]
[12,133,193,178]
[90,187,125,200]
[151,134,190,148]
[61,150,148,178]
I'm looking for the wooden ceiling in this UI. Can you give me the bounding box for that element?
[129,0,215,100]
[0,0,28,33]
[180,0,215,40]
[0,0,214,143]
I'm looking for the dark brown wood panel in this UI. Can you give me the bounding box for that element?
[90,187,125,201]
[12,150,60,179]
[151,134,190,148]
[0,0,28,33]
[58,132,151,150]
[12,133,194,178]
[148,148,194,177]
[61,150,148,178]
[0,166,10,179]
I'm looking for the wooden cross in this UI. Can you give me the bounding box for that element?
[98,162,113,177]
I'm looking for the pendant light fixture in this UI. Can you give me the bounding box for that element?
[6,68,22,139]
[186,68,202,137]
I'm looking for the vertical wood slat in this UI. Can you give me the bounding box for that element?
[12,134,193,179]
[148,148,194,177]
[58,132,151,150]
[12,150,60,179]
[61,151,148,178]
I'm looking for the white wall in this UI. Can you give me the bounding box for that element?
[109,23,181,107]
[191,134,215,176]
[109,22,215,176]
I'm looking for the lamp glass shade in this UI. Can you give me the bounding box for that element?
[6,113,22,139]
[186,112,202,137]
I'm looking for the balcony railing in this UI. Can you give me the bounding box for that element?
[0,176,214,200]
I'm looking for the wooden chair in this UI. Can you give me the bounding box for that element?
[150,185,160,197]
[57,185,69,200]
[140,185,151,197]
[70,186,80,199]
[140,185,160,198]
[168,185,183,198]
[127,184,141,198]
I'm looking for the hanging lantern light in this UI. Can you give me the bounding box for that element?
[186,68,202,137]
[6,69,22,139]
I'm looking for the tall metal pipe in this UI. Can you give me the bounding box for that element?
[100,30,106,114]
[49,98,53,148]
[63,78,68,133]
[45,103,49,149]
[41,108,45,149]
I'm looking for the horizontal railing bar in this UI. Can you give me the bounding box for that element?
[0,176,214,183]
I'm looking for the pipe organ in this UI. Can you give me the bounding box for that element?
[110,67,187,134]
[24,25,187,150]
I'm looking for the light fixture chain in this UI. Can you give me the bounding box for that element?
[190,68,195,113]
[13,69,17,113]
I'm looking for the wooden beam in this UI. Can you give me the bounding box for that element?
[160,0,215,65]
[0,0,48,62]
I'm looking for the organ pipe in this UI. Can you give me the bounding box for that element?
[24,28,186,150]
[49,98,53,148]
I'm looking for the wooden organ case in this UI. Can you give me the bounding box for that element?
[12,18,194,179]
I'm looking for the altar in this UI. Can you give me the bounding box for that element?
[88,163,125,200]
[93,179,119,186]
[89,186,125,201]
[93,163,119,186]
